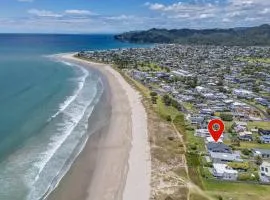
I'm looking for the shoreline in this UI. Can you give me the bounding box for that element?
[47,53,150,200]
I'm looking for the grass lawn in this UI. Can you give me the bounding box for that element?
[248,121,270,130]
[204,179,270,200]
[235,142,270,149]
[238,57,270,64]
[186,130,206,152]
[224,121,234,132]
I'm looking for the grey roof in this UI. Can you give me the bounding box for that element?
[210,152,243,162]
[252,148,270,155]
[207,142,232,153]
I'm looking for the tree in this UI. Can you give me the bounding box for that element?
[241,148,251,156]
[267,108,270,115]
[162,95,172,106]
[217,79,224,86]
[151,96,158,104]
[255,155,263,165]
[166,115,172,122]
[150,91,158,97]
[218,195,223,200]
[252,86,260,93]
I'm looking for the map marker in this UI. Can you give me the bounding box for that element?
[208,119,225,142]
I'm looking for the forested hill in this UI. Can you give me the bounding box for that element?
[114,24,270,46]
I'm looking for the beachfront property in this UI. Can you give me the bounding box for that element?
[77,44,270,185]
[213,163,238,180]
[260,161,270,182]
[207,142,232,154]
[210,152,243,163]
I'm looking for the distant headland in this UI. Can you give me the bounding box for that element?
[115,24,270,46]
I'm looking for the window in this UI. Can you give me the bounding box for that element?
[266,168,268,173]
[261,167,264,171]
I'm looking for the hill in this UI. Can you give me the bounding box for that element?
[114,24,270,46]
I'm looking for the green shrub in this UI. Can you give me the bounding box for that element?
[166,115,172,122]
[228,162,249,170]
[150,91,157,97]
[241,148,251,156]
[220,113,233,121]
[186,126,195,131]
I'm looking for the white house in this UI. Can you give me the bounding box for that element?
[213,163,238,180]
[260,161,270,182]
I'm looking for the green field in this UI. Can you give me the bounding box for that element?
[186,129,206,152]
[248,121,270,130]
[138,63,167,72]
[238,57,270,64]
[204,179,270,200]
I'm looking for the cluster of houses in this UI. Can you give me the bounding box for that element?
[77,44,270,183]
[205,141,270,182]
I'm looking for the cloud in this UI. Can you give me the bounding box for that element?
[105,15,135,20]
[199,13,215,19]
[145,0,270,27]
[28,9,62,18]
[148,3,165,10]
[260,8,270,14]
[64,10,96,15]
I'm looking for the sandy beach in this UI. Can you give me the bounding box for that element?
[47,54,150,200]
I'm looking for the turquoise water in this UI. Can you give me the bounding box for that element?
[0,34,144,200]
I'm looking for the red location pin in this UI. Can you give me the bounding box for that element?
[208,119,225,142]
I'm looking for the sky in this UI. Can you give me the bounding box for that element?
[0,0,269,33]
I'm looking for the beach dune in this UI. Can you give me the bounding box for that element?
[47,54,151,200]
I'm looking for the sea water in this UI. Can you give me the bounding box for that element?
[0,34,145,200]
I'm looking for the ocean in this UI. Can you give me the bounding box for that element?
[0,34,145,200]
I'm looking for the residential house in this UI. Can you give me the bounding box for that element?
[260,161,270,183]
[200,108,214,115]
[255,98,269,106]
[207,142,232,154]
[258,128,270,136]
[238,131,253,141]
[233,121,248,133]
[233,121,248,127]
[260,135,270,144]
[195,129,209,137]
[210,152,243,163]
[252,148,270,158]
[213,163,238,180]
[189,115,205,126]
[233,89,254,99]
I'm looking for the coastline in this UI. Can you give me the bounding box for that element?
[47,53,150,200]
